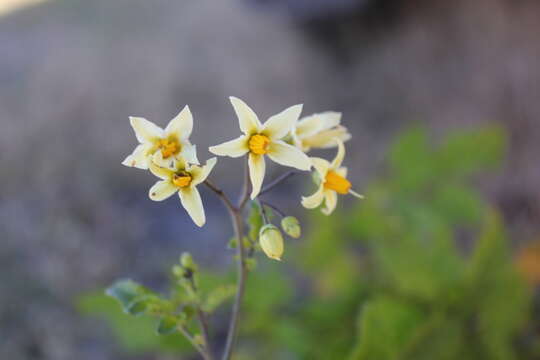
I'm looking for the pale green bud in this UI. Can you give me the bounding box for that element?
[172,265,184,278]
[180,252,197,272]
[281,216,301,238]
[259,224,284,261]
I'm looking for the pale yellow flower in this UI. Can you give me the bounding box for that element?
[122,106,199,170]
[148,157,217,227]
[209,97,311,199]
[291,111,351,152]
[301,140,363,215]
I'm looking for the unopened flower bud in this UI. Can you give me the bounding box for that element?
[259,224,284,261]
[281,216,301,238]
[180,252,197,271]
[172,265,184,278]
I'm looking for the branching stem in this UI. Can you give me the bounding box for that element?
[259,171,297,196]
[177,325,212,360]
[260,200,285,218]
[203,157,251,360]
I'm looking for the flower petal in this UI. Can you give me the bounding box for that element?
[249,153,265,199]
[152,151,177,170]
[303,126,351,150]
[165,105,193,140]
[209,136,249,158]
[319,111,342,130]
[331,139,346,169]
[129,116,163,143]
[149,180,177,201]
[262,104,303,140]
[310,157,330,179]
[267,140,311,171]
[190,157,217,186]
[296,114,325,139]
[180,142,199,165]
[122,144,152,169]
[322,190,338,215]
[301,185,325,209]
[336,166,348,178]
[230,96,262,135]
[149,161,175,180]
[179,187,206,227]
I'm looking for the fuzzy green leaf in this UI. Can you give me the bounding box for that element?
[157,316,179,335]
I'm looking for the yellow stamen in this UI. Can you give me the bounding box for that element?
[172,173,192,188]
[158,139,180,158]
[248,134,270,155]
[324,171,351,194]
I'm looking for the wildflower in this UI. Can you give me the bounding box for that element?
[291,111,351,152]
[301,140,363,215]
[122,106,199,170]
[259,224,284,261]
[281,216,301,238]
[209,97,311,199]
[148,157,217,227]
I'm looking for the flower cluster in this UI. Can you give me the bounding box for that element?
[123,97,362,256]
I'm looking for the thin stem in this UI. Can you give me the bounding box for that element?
[260,200,285,218]
[222,211,247,360]
[196,309,213,358]
[258,200,270,223]
[188,276,214,360]
[238,157,251,209]
[177,325,212,360]
[204,180,236,214]
[203,167,250,360]
[259,171,296,196]
[222,158,250,360]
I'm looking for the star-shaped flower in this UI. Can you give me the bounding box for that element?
[148,157,217,227]
[209,97,311,199]
[122,106,199,170]
[290,111,351,152]
[301,140,362,215]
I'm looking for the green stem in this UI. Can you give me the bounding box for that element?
[222,158,250,360]
[204,157,250,360]
[177,325,212,360]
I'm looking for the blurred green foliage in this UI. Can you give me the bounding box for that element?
[78,125,535,359]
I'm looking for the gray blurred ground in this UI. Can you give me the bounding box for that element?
[1,0,540,359]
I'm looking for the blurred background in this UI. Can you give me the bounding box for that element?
[1,0,540,359]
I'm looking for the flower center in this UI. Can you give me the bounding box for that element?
[172,172,192,188]
[158,139,180,158]
[324,171,351,194]
[248,134,270,155]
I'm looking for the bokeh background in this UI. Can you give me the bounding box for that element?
[2,0,540,359]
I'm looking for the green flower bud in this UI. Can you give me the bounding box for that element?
[172,265,184,278]
[281,216,301,238]
[259,224,284,261]
[180,252,197,272]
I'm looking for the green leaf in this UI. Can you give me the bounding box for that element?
[388,126,435,192]
[77,292,191,353]
[431,184,483,225]
[248,201,264,241]
[126,298,149,316]
[157,316,179,335]
[106,279,153,313]
[435,125,506,180]
[467,211,531,360]
[349,297,426,360]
